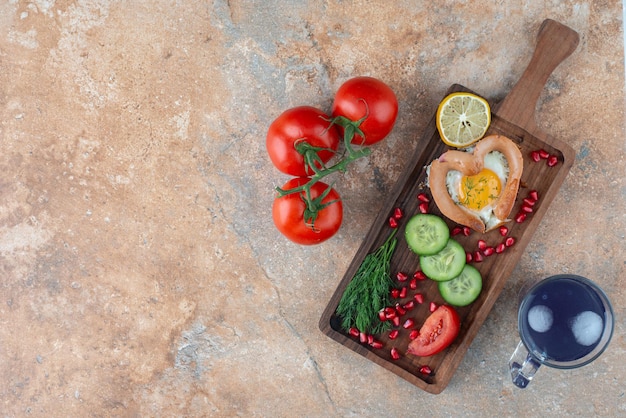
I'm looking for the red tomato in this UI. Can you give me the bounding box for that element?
[266,106,340,176]
[272,178,343,245]
[406,305,460,357]
[331,76,398,146]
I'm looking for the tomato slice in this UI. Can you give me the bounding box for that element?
[406,305,460,357]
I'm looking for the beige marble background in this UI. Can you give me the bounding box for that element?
[0,1,624,416]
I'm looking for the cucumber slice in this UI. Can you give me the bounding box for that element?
[438,264,483,306]
[419,239,466,282]
[405,214,450,256]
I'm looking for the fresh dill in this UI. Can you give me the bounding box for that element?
[336,230,398,335]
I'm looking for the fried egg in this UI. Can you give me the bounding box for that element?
[444,150,510,230]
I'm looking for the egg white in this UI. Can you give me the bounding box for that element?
[444,150,509,229]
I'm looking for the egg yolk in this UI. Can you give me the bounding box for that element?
[458,168,502,211]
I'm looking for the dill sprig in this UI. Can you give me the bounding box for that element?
[336,230,398,335]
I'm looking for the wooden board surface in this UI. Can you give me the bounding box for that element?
[319,20,579,394]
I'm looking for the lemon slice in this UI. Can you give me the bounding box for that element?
[436,92,491,148]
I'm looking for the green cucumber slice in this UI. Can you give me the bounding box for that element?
[438,264,483,306]
[405,214,450,256]
[419,239,466,282]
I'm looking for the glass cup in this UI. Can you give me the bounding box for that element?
[509,274,614,388]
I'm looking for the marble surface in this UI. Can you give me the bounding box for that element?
[1,1,624,416]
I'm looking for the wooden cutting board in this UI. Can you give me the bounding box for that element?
[319,19,580,394]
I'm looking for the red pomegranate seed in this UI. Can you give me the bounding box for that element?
[466,251,473,263]
[429,302,437,313]
[483,246,495,256]
[477,239,487,251]
[370,340,383,349]
[359,332,368,344]
[388,329,399,340]
[547,155,558,167]
[419,365,433,375]
[528,190,539,201]
[403,300,415,311]
[417,193,430,203]
[349,327,360,338]
[523,198,536,206]
[393,207,403,219]
[473,251,484,262]
[399,287,408,299]
[390,288,400,298]
[499,226,509,236]
[505,237,516,247]
[388,217,398,228]
[367,334,374,345]
[409,330,420,340]
[409,278,418,290]
[451,226,463,236]
[379,309,387,321]
[390,347,401,360]
[392,316,401,327]
[396,272,408,282]
[538,149,550,159]
[515,213,527,223]
[418,202,429,214]
[384,307,397,320]
[403,318,415,329]
[521,205,533,213]
[462,226,471,236]
[413,271,427,281]
[414,293,424,304]
[530,150,541,162]
[496,243,506,254]
[395,303,406,316]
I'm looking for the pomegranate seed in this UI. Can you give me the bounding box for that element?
[417,193,430,203]
[396,272,408,282]
[521,205,533,213]
[388,217,398,228]
[523,198,536,206]
[393,207,403,219]
[403,318,415,329]
[392,316,401,327]
[515,212,527,223]
[496,243,506,254]
[370,340,383,349]
[409,330,420,340]
[409,278,418,290]
[538,149,550,159]
[399,287,408,299]
[359,332,368,344]
[418,202,429,214]
[390,347,401,360]
[379,309,387,321]
[388,329,399,340]
[530,150,541,162]
[414,293,424,304]
[463,226,471,236]
[499,226,509,236]
[413,271,427,281]
[473,251,484,262]
[451,226,463,236]
[429,302,438,313]
[477,239,487,251]
[505,237,516,247]
[483,246,495,256]
[384,307,397,320]
[528,190,539,201]
[390,288,400,298]
[367,334,374,345]
[547,155,558,167]
[395,303,406,316]
[349,327,360,338]
[466,251,473,263]
[403,300,415,310]
[419,365,433,375]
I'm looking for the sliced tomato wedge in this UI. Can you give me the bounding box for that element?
[407,305,460,357]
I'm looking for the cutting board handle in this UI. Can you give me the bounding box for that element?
[494,19,579,133]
